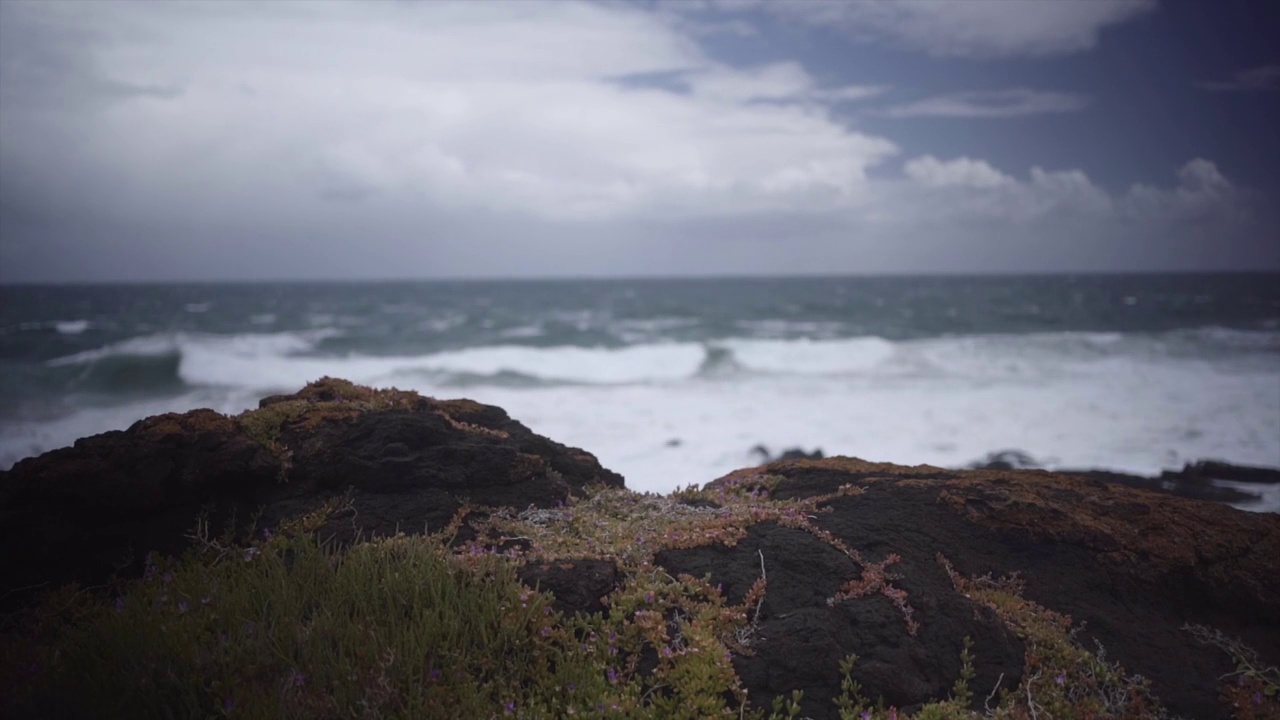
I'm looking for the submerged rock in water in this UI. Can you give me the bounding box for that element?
[1061,460,1280,507]
[750,444,825,463]
[966,448,1041,470]
[963,451,1280,509]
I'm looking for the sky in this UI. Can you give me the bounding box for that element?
[0,0,1277,283]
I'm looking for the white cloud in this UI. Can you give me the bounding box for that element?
[0,0,897,222]
[884,88,1089,118]
[1123,159,1246,223]
[683,61,885,104]
[722,0,1156,58]
[903,156,1013,188]
[1197,64,1280,92]
[898,156,1251,228]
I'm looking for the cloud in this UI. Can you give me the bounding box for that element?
[0,0,897,226]
[883,88,1090,118]
[716,0,1156,58]
[904,156,1014,188]
[681,61,885,104]
[0,0,1274,281]
[1197,64,1280,92]
[898,155,1253,227]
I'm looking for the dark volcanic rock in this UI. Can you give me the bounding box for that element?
[708,458,1280,720]
[964,450,1280,506]
[967,449,1041,470]
[750,444,825,463]
[0,378,623,609]
[517,558,621,616]
[656,523,1023,718]
[0,410,282,608]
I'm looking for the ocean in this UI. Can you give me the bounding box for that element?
[2,274,1278,504]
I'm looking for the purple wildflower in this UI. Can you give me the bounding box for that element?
[114,597,126,613]
[285,668,305,688]
[606,668,618,684]
[644,592,654,603]
[162,571,175,585]
[176,600,189,614]
[504,701,515,714]
[1055,673,1066,686]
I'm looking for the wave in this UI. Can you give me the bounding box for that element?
[46,329,345,394]
[40,326,1280,395]
[55,320,91,335]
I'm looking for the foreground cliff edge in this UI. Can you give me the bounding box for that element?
[1,378,1276,720]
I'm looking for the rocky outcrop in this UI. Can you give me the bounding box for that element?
[655,523,1024,717]
[3,381,1277,719]
[707,458,1280,720]
[0,377,622,609]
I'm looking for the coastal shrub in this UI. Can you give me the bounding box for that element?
[4,527,612,718]
[936,554,1172,719]
[0,496,801,720]
[1184,623,1280,718]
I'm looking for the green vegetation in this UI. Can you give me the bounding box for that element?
[2,482,1274,719]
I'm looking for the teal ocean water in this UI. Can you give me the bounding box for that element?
[2,274,1278,500]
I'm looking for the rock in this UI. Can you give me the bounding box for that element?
[962,453,1280,507]
[517,559,620,616]
[706,457,1280,720]
[966,449,1041,470]
[1179,460,1280,484]
[0,377,623,609]
[777,447,824,461]
[656,523,1023,717]
[1059,459,1280,506]
[5,382,1278,719]
[750,444,825,463]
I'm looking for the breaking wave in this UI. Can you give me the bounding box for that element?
[41,327,1280,396]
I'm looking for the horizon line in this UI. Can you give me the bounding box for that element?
[4,267,1280,287]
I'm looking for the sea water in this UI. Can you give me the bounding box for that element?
[2,274,1277,506]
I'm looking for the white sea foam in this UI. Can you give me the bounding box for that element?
[54,320,91,335]
[8,329,1279,512]
[499,325,546,339]
[47,329,343,368]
